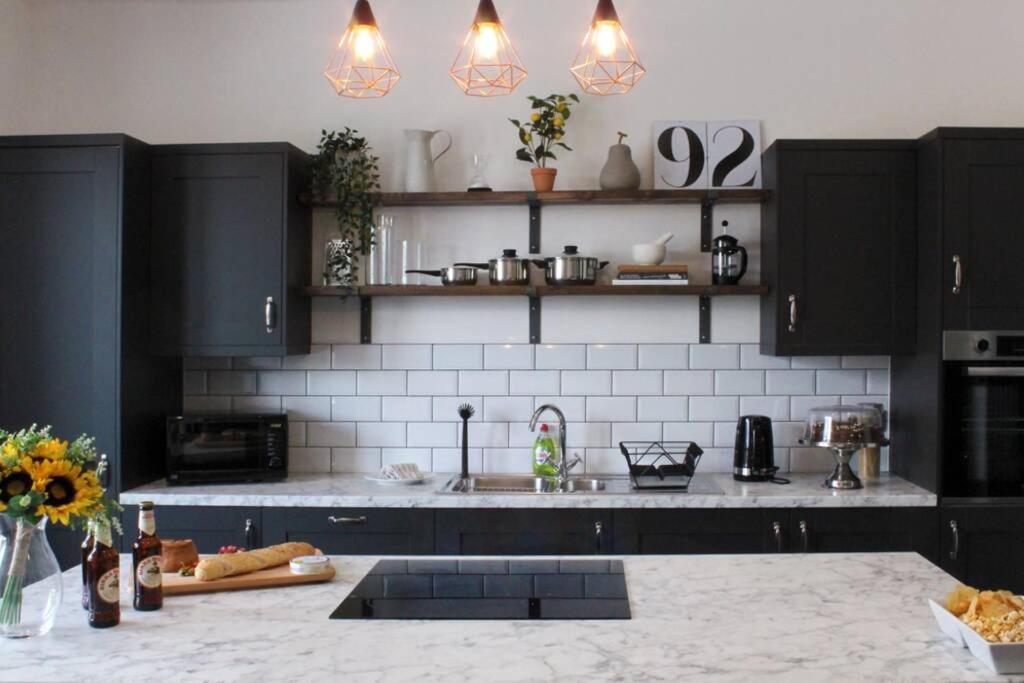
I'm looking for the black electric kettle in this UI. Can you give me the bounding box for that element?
[711,233,748,285]
[733,415,789,484]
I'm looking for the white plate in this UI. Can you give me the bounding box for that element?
[363,474,435,486]
[931,596,1024,674]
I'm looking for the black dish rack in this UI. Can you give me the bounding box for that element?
[619,441,704,490]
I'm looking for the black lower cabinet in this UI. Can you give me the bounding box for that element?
[121,506,260,554]
[941,505,1024,593]
[790,508,939,560]
[614,509,785,554]
[262,508,434,555]
[435,510,612,555]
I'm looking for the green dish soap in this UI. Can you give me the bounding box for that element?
[532,423,558,477]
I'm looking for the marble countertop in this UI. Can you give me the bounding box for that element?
[5,552,1007,682]
[120,472,936,508]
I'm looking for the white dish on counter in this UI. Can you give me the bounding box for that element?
[363,474,435,486]
[930,597,1024,674]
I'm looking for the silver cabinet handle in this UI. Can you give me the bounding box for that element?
[952,255,963,294]
[265,296,277,333]
[949,520,960,560]
[328,515,368,525]
[772,521,783,553]
[595,520,604,553]
[799,520,809,553]
[244,518,255,548]
[788,294,798,332]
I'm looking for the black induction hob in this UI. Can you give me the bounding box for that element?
[330,559,631,620]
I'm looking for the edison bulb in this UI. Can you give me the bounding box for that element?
[593,20,620,57]
[352,25,376,61]
[475,22,500,60]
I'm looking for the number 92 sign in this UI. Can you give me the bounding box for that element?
[653,120,761,190]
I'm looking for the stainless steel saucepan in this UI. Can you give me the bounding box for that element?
[533,245,610,286]
[456,249,531,286]
[405,266,478,286]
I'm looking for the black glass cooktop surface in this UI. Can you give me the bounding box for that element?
[330,559,630,620]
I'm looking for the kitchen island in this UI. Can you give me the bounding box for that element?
[4,552,1004,682]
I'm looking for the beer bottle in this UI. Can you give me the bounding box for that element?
[81,519,94,610]
[87,518,120,628]
[132,501,163,611]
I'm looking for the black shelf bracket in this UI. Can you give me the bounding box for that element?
[528,194,542,254]
[698,295,711,344]
[360,296,372,344]
[529,295,542,343]
[700,198,715,253]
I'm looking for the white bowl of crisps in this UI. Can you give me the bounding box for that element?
[933,584,1024,674]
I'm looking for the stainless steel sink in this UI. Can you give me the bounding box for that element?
[441,475,611,494]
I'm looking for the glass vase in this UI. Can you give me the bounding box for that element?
[0,516,63,638]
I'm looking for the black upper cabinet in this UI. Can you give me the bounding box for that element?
[150,143,311,356]
[761,141,917,356]
[0,135,181,568]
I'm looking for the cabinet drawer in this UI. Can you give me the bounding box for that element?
[614,509,784,554]
[792,508,938,559]
[262,508,434,555]
[435,510,612,555]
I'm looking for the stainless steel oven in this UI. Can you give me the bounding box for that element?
[944,331,1024,497]
[166,414,287,485]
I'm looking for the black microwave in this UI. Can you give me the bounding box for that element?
[166,414,287,486]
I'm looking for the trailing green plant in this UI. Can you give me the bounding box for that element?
[509,93,580,168]
[308,128,381,283]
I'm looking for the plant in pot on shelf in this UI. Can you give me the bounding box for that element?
[510,93,580,192]
[309,128,381,287]
[0,425,120,637]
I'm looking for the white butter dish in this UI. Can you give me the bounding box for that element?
[290,555,331,576]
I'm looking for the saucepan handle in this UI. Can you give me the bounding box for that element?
[598,261,611,270]
[453,263,490,269]
[405,269,442,277]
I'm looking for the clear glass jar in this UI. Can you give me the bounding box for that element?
[801,404,885,446]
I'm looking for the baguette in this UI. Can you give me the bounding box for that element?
[194,542,316,582]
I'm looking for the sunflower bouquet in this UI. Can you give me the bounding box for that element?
[0,424,120,627]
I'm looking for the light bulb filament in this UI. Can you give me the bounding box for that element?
[593,20,620,57]
[475,22,500,60]
[352,25,376,61]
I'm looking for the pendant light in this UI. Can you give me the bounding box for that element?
[449,0,527,97]
[570,0,645,96]
[324,0,400,99]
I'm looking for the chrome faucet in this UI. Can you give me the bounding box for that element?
[529,404,581,490]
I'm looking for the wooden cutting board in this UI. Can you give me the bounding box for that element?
[162,560,336,596]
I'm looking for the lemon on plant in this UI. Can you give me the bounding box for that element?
[556,102,566,112]
[530,113,541,122]
[524,133,532,141]
[553,116,564,127]
[554,132,564,139]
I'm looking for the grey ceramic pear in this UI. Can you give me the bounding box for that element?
[599,133,642,191]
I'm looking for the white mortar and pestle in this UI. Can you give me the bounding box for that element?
[631,232,674,265]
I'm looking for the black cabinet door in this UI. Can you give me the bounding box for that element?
[943,139,1024,329]
[792,508,938,559]
[435,510,612,555]
[761,142,916,356]
[150,145,310,356]
[121,506,260,554]
[262,508,434,555]
[942,505,1024,593]
[613,509,785,554]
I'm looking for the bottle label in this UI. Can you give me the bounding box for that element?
[138,510,155,536]
[136,555,163,589]
[97,568,120,604]
[534,446,552,466]
[96,521,114,549]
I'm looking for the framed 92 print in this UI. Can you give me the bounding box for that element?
[707,120,761,189]
[653,121,708,189]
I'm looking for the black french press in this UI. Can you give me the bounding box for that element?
[711,222,748,285]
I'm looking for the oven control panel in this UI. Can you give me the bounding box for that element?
[944,330,1024,361]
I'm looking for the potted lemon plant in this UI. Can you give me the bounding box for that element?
[510,93,580,192]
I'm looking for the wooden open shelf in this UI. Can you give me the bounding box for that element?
[300,188,770,208]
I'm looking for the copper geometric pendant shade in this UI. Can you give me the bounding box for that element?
[449,0,527,97]
[570,0,645,96]
[325,0,400,99]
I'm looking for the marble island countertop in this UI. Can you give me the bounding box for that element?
[5,552,1007,682]
[120,472,937,508]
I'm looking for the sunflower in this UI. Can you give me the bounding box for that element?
[28,459,102,526]
[0,457,36,513]
[30,438,68,462]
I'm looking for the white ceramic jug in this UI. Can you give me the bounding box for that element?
[403,129,452,192]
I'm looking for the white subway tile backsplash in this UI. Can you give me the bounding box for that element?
[433,396,482,422]
[509,370,559,396]
[307,422,357,447]
[663,421,714,445]
[816,370,866,395]
[381,344,432,370]
[382,396,432,422]
[289,447,331,473]
[772,422,805,447]
[258,371,306,396]
[231,396,281,414]
[690,344,739,369]
[483,449,533,474]
[583,448,624,474]
[637,397,687,421]
[183,371,207,395]
[866,369,889,394]
[283,396,331,421]
[408,371,458,396]
[357,371,407,396]
[508,422,539,448]
[587,344,637,369]
[535,344,586,370]
[282,345,331,370]
[307,371,357,396]
[484,396,535,422]
[432,448,482,473]
[208,371,257,396]
[714,370,765,395]
[713,422,737,448]
[586,397,636,422]
[566,422,611,448]
[331,396,382,422]
[739,345,790,369]
[789,447,835,472]
[331,447,382,473]
[332,344,382,370]
[357,422,406,447]
[183,396,230,413]
[689,396,740,421]
[381,448,432,470]
[407,422,457,447]
[663,370,714,396]
[791,396,838,421]
[534,396,586,422]
[694,448,734,474]
[791,356,841,369]
[841,356,890,369]
[560,370,611,396]
[434,344,483,370]
[766,370,815,396]
[233,357,282,370]
[613,422,662,444]
[739,396,790,421]
[484,344,534,370]
[459,422,509,448]
[289,422,306,447]
[637,344,689,370]
[459,370,509,396]
[612,370,663,396]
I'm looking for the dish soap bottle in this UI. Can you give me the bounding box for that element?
[532,424,558,477]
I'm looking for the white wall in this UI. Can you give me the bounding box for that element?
[0,0,29,132]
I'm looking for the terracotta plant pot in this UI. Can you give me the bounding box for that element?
[530,167,557,192]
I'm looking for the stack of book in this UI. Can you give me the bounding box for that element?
[612,264,689,286]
